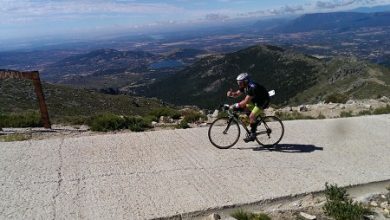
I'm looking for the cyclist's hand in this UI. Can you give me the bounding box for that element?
[230,103,240,111]
[227,88,233,97]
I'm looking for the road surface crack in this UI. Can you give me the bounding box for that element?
[52,137,64,220]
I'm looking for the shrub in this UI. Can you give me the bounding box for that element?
[325,93,349,104]
[0,134,31,142]
[149,107,181,120]
[231,209,271,220]
[323,183,371,220]
[324,182,348,201]
[373,104,390,114]
[340,111,353,118]
[88,114,151,132]
[88,114,125,132]
[176,119,190,129]
[181,109,207,123]
[0,112,42,128]
[357,110,372,116]
[123,116,151,132]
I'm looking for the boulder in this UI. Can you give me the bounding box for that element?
[299,212,316,220]
[212,110,219,118]
[299,105,309,112]
[379,96,390,102]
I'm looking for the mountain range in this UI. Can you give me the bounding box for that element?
[142,44,390,109]
[273,11,390,33]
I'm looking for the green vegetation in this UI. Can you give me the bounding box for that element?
[87,114,151,132]
[0,79,165,125]
[323,183,371,220]
[149,107,181,120]
[176,120,190,129]
[145,45,390,109]
[325,93,349,104]
[181,109,207,123]
[0,112,42,128]
[341,104,390,118]
[231,209,271,220]
[0,134,31,142]
[340,111,353,118]
[373,104,390,114]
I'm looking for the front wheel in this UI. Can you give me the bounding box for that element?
[208,117,240,149]
[256,116,284,147]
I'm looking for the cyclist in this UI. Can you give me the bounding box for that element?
[227,72,270,142]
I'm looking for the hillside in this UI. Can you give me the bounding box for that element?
[274,11,390,33]
[0,79,165,123]
[41,49,158,88]
[142,44,390,109]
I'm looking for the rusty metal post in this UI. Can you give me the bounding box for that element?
[0,70,51,129]
[30,72,51,129]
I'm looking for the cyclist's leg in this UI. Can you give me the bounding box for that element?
[244,103,263,142]
[249,105,263,133]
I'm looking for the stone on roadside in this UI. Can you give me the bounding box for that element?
[299,212,316,220]
[346,100,355,105]
[204,213,221,220]
[370,201,378,207]
[299,105,309,112]
[384,208,389,215]
[212,110,219,118]
[380,201,388,209]
[151,121,158,126]
[379,96,389,102]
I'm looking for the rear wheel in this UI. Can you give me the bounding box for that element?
[255,116,284,147]
[208,117,240,149]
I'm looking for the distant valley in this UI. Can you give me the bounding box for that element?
[1,10,390,110]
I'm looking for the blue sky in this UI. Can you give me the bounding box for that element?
[0,0,389,42]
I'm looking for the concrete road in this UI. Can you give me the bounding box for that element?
[1,115,389,219]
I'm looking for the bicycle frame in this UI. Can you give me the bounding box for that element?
[225,109,271,137]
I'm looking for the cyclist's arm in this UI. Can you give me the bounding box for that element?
[238,95,253,108]
[227,89,242,98]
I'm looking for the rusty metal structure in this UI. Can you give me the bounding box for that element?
[0,70,51,129]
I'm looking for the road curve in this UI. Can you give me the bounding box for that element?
[0,115,389,219]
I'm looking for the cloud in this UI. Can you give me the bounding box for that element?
[314,0,389,9]
[205,13,230,21]
[0,0,184,15]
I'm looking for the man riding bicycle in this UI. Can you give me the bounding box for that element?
[227,72,270,142]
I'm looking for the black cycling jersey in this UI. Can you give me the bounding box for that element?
[239,81,270,108]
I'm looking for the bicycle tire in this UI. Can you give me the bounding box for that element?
[255,116,284,147]
[208,117,240,149]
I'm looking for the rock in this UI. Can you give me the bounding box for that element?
[380,201,388,209]
[381,194,386,199]
[199,123,208,127]
[159,116,165,123]
[299,212,316,220]
[364,214,375,219]
[346,100,355,105]
[299,105,309,112]
[204,213,221,220]
[363,104,371,109]
[384,208,389,215]
[379,96,389,102]
[370,201,378,207]
[151,121,158,126]
[212,110,219,118]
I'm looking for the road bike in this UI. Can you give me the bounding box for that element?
[208,101,284,149]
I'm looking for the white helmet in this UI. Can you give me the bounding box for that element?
[236,72,249,81]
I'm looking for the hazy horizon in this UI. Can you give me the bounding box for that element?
[1,0,390,51]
